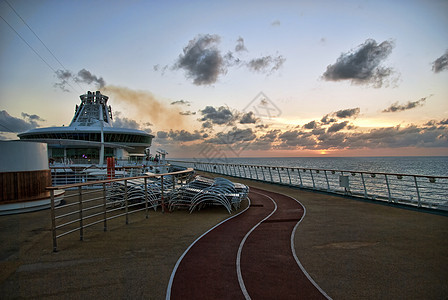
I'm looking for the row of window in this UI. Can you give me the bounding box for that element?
[21,132,152,144]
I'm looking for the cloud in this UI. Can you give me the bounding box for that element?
[168,129,202,142]
[327,121,349,133]
[303,120,318,129]
[0,110,43,133]
[432,50,448,73]
[320,114,337,124]
[335,107,360,118]
[235,37,247,52]
[157,131,168,139]
[179,111,196,116]
[54,68,106,91]
[112,112,140,129]
[174,34,225,85]
[208,127,256,144]
[322,39,395,88]
[239,111,258,124]
[271,20,281,26]
[171,100,191,106]
[246,55,285,74]
[199,106,234,125]
[382,97,429,113]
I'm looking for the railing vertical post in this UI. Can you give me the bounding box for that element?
[161,176,165,213]
[78,186,83,241]
[361,173,367,198]
[324,170,330,191]
[298,169,303,187]
[268,167,273,182]
[102,183,107,231]
[385,174,392,202]
[287,168,292,185]
[261,167,266,181]
[249,166,253,179]
[310,170,315,189]
[124,179,129,224]
[243,166,247,178]
[145,177,149,219]
[238,165,242,177]
[50,189,57,252]
[255,166,259,180]
[414,176,421,207]
[277,168,282,183]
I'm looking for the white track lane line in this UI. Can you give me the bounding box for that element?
[165,197,252,300]
[278,191,332,300]
[236,191,278,300]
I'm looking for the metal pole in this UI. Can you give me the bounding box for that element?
[261,167,266,181]
[268,167,273,182]
[298,169,303,187]
[310,170,315,189]
[414,176,421,207]
[287,168,292,185]
[277,168,282,183]
[249,166,253,179]
[243,165,247,178]
[145,177,149,219]
[161,176,165,213]
[255,166,259,180]
[124,180,129,224]
[78,186,83,241]
[102,183,107,231]
[50,189,57,252]
[324,170,330,191]
[361,173,367,198]
[385,174,392,202]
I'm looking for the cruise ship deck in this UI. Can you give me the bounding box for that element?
[1,173,447,299]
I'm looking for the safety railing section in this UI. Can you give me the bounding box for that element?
[47,168,194,252]
[50,165,170,186]
[169,160,448,212]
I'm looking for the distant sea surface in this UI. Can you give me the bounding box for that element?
[175,156,448,177]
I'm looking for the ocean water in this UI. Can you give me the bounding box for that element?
[178,156,448,177]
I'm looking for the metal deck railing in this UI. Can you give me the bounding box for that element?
[47,168,194,252]
[169,160,448,212]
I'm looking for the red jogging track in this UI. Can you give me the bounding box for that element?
[167,186,330,300]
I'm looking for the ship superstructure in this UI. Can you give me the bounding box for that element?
[18,91,154,165]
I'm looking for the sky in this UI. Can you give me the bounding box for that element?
[0,0,447,158]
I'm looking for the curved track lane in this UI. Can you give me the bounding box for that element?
[167,186,329,299]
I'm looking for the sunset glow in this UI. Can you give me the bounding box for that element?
[0,0,447,158]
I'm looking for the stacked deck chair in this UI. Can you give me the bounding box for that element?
[106,178,162,210]
[169,176,249,213]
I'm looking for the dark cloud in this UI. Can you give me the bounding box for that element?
[207,127,256,145]
[271,20,281,26]
[54,68,106,91]
[322,39,395,88]
[199,106,234,125]
[432,50,448,73]
[239,111,258,124]
[157,131,168,139]
[246,55,285,74]
[174,34,225,85]
[320,114,337,124]
[235,37,247,52]
[112,112,140,129]
[0,110,43,132]
[179,111,196,116]
[335,107,360,118]
[169,129,202,142]
[382,97,428,113]
[171,100,191,106]
[327,121,349,133]
[278,130,317,148]
[303,120,318,129]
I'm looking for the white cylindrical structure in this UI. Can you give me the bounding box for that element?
[0,141,49,172]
